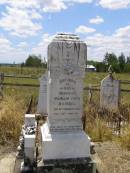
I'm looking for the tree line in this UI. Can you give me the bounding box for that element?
[88,52,130,73]
[23,52,130,73]
[21,54,47,68]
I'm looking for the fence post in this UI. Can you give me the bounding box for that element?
[88,84,92,104]
[0,72,4,99]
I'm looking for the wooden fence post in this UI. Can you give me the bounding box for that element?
[0,72,4,99]
[88,84,92,104]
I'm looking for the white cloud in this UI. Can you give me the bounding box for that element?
[99,0,130,10]
[17,42,29,49]
[75,25,96,34]
[64,0,93,3]
[0,6,42,38]
[0,36,28,63]
[1,24,130,63]
[0,0,94,13]
[89,16,104,24]
[0,0,94,38]
[86,25,130,61]
[0,33,54,63]
[32,33,55,58]
[42,0,67,12]
[0,0,39,9]
[0,36,11,50]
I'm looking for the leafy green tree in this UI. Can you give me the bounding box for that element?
[103,52,120,72]
[25,54,43,67]
[118,53,126,72]
[124,64,130,72]
[127,56,130,63]
[95,62,106,72]
[103,52,118,65]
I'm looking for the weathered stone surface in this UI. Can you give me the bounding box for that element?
[100,75,120,112]
[37,72,48,115]
[41,33,90,160]
[24,114,36,163]
[25,114,35,127]
[41,123,90,160]
[24,135,35,162]
[47,33,87,132]
[38,157,95,173]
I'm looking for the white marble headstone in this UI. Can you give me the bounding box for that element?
[100,75,120,112]
[37,72,48,115]
[47,33,87,132]
[41,33,90,160]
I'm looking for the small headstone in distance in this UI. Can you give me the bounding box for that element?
[100,71,120,112]
[37,72,48,115]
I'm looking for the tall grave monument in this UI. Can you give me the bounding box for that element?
[41,33,90,161]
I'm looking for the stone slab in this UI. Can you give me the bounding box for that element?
[24,135,36,162]
[37,72,48,115]
[25,114,35,127]
[24,135,35,148]
[38,158,96,173]
[24,148,35,163]
[41,123,90,160]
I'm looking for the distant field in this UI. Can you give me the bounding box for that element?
[0,66,46,85]
[0,66,130,87]
[0,66,45,76]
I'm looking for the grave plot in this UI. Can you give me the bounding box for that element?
[14,33,96,173]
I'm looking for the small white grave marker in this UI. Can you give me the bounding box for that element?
[37,72,48,115]
[100,74,120,112]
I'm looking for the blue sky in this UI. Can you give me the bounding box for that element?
[0,0,130,63]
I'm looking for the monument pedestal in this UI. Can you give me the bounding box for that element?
[38,33,96,173]
[38,157,96,173]
[41,122,90,160]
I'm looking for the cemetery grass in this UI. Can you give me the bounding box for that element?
[84,72,130,148]
[0,69,130,173]
[0,66,43,146]
[0,87,38,145]
[0,66,45,77]
[0,70,130,151]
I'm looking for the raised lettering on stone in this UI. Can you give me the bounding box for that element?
[47,34,87,132]
[41,33,90,160]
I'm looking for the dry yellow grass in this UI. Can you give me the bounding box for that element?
[84,105,113,142]
[118,125,130,150]
[0,96,25,145]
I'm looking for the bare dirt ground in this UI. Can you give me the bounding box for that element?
[0,145,16,173]
[0,141,130,173]
[93,141,130,173]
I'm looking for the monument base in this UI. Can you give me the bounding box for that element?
[37,157,96,173]
[41,123,90,160]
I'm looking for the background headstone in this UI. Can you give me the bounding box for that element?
[100,75,120,112]
[37,72,47,115]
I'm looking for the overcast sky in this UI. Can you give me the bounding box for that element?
[0,0,130,63]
